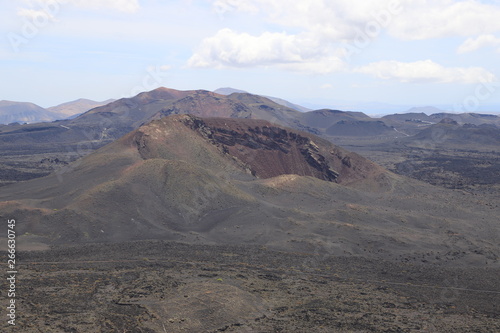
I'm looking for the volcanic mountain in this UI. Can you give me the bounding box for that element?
[0,115,498,267]
[134,116,380,183]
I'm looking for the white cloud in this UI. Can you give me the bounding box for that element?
[190,0,405,73]
[356,60,496,84]
[212,0,402,40]
[189,29,301,67]
[457,34,500,54]
[389,0,500,40]
[211,0,500,40]
[188,28,346,74]
[196,1,500,73]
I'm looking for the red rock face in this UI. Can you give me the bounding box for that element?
[177,115,383,184]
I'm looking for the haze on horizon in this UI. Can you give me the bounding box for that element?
[1,0,500,114]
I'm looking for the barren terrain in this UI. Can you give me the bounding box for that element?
[2,241,499,332]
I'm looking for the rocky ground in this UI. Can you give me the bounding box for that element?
[333,136,500,196]
[0,143,95,187]
[2,241,499,332]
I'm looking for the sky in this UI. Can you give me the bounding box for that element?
[1,0,500,114]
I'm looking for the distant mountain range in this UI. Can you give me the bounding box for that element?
[0,98,115,124]
[1,87,498,155]
[3,87,499,132]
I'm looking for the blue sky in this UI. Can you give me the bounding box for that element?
[1,0,500,114]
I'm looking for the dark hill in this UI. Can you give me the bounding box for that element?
[408,122,500,147]
[429,112,500,126]
[380,112,436,135]
[382,112,434,123]
[326,120,393,136]
[298,109,371,130]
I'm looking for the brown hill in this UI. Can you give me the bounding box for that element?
[47,98,115,118]
[127,89,317,135]
[70,87,195,132]
[135,116,382,184]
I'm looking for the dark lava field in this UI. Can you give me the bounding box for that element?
[4,241,500,333]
